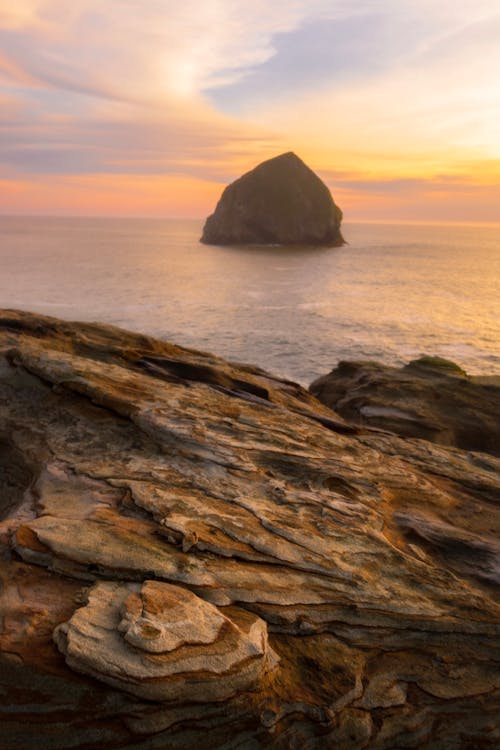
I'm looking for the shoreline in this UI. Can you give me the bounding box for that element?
[0,309,498,749]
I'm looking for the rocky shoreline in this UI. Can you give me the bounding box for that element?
[0,310,499,749]
[310,356,500,456]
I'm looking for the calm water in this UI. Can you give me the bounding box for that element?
[0,216,499,384]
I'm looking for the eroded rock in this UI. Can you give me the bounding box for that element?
[310,356,500,455]
[0,310,499,749]
[54,580,275,702]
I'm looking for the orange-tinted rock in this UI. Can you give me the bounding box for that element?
[54,580,276,702]
[310,356,500,455]
[0,310,499,749]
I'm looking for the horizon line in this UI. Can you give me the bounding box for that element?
[1,213,499,228]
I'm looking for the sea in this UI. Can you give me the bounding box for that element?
[1,216,499,385]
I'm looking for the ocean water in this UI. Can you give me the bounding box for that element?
[0,216,498,385]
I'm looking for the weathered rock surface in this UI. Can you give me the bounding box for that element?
[0,310,499,749]
[310,356,500,456]
[54,580,275,702]
[201,152,344,246]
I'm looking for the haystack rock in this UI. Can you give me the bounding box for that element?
[1,310,499,749]
[201,152,344,246]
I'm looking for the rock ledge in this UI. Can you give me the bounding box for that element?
[310,356,500,455]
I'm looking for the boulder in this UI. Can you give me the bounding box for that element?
[309,356,500,455]
[0,311,499,749]
[201,152,344,246]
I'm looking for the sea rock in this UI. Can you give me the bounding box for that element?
[310,356,500,455]
[201,152,344,246]
[0,310,499,749]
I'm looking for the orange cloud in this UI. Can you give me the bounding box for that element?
[0,173,223,218]
[1,1,499,222]
[2,165,499,224]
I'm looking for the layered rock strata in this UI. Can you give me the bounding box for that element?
[0,310,499,749]
[201,152,344,246]
[54,580,274,702]
[310,356,500,455]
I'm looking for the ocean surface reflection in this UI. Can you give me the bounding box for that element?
[1,217,498,383]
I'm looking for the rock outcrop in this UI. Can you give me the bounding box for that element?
[54,580,275,702]
[201,152,344,246]
[0,311,499,749]
[310,356,500,456]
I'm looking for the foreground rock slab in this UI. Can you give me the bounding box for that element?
[310,356,500,456]
[0,310,499,749]
[201,152,344,246]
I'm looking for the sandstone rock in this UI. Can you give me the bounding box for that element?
[0,310,499,749]
[201,152,344,246]
[54,580,275,702]
[310,356,500,455]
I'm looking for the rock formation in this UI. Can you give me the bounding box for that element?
[0,310,499,749]
[310,356,500,455]
[54,580,275,702]
[201,152,344,246]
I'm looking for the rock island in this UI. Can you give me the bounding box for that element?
[201,152,344,246]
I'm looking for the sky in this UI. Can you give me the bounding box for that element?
[0,0,499,221]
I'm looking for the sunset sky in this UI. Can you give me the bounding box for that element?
[1,0,499,221]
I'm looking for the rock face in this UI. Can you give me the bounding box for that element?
[0,310,499,749]
[310,356,500,456]
[201,152,344,246]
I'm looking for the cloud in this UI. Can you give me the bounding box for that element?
[0,2,46,30]
[0,97,280,179]
[0,1,499,219]
[0,1,356,103]
[1,1,318,182]
[326,167,500,223]
[251,5,500,180]
[321,169,500,196]
[206,10,427,111]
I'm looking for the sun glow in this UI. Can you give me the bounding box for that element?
[0,1,499,220]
